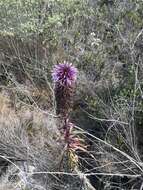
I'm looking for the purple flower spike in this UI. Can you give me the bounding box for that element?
[52,62,78,86]
[52,61,78,116]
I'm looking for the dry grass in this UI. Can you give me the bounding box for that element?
[0,91,63,189]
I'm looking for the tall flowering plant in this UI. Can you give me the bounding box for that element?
[52,61,86,169]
